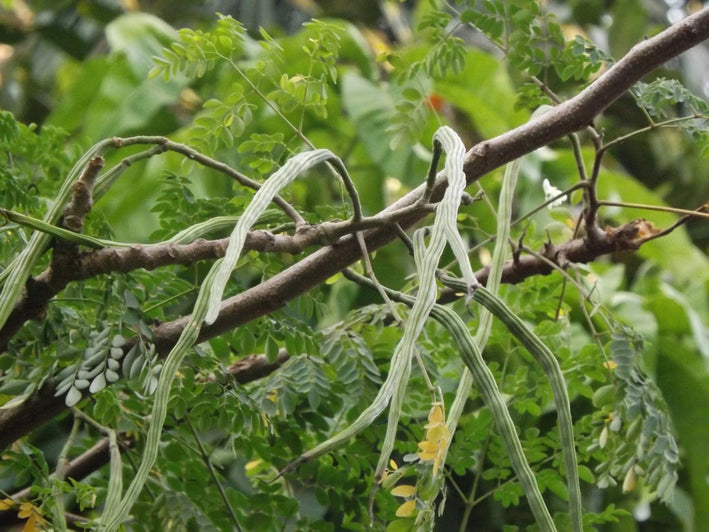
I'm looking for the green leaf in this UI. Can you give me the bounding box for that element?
[89,373,107,394]
[265,335,279,363]
[65,386,82,407]
[657,338,709,522]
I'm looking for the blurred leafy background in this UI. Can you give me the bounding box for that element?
[0,0,708,530]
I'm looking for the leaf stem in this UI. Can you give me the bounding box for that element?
[598,201,709,220]
[185,412,243,532]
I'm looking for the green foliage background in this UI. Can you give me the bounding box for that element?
[0,0,707,530]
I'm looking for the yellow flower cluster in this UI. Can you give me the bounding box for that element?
[417,403,451,477]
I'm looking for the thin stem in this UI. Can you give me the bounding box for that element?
[421,139,443,205]
[511,182,588,226]
[605,115,709,152]
[554,276,568,321]
[458,353,512,532]
[392,223,415,256]
[167,139,305,226]
[328,157,364,223]
[584,150,604,240]
[354,230,436,397]
[93,144,168,201]
[354,232,402,324]
[226,58,313,149]
[567,133,588,182]
[143,287,198,313]
[100,137,306,226]
[185,411,243,532]
[598,201,709,220]
[51,417,81,531]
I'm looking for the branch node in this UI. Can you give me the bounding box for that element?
[471,141,490,158]
[63,157,104,232]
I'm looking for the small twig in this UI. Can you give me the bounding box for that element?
[598,201,709,220]
[554,276,568,321]
[584,147,604,239]
[567,133,589,182]
[219,54,356,217]
[107,136,305,226]
[223,58,313,150]
[185,412,243,532]
[351,233,436,396]
[565,122,600,245]
[601,115,709,152]
[513,220,531,264]
[328,157,364,223]
[511,182,587,226]
[51,416,81,530]
[93,143,168,202]
[421,139,444,205]
[354,233,402,321]
[393,223,415,256]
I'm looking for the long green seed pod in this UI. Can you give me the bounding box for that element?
[343,269,557,531]
[444,278,583,532]
[442,104,581,531]
[204,149,339,325]
[101,264,220,530]
[373,126,477,481]
[280,126,473,477]
[0,211,272,250]
[102,149,340,530]
[429,302,556,530]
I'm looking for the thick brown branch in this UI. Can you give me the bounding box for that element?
[173,8,709,346]
[1,10,707,448]
[436,219,662,303]
[0,230,307,350]
[0,208,435,349]
[461,9,709,179]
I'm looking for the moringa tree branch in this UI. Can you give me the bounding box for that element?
[0,9,707,449]
[165,7,709,348]
[0,215,690,450]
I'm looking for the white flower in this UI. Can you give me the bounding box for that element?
[542,178,567,209]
